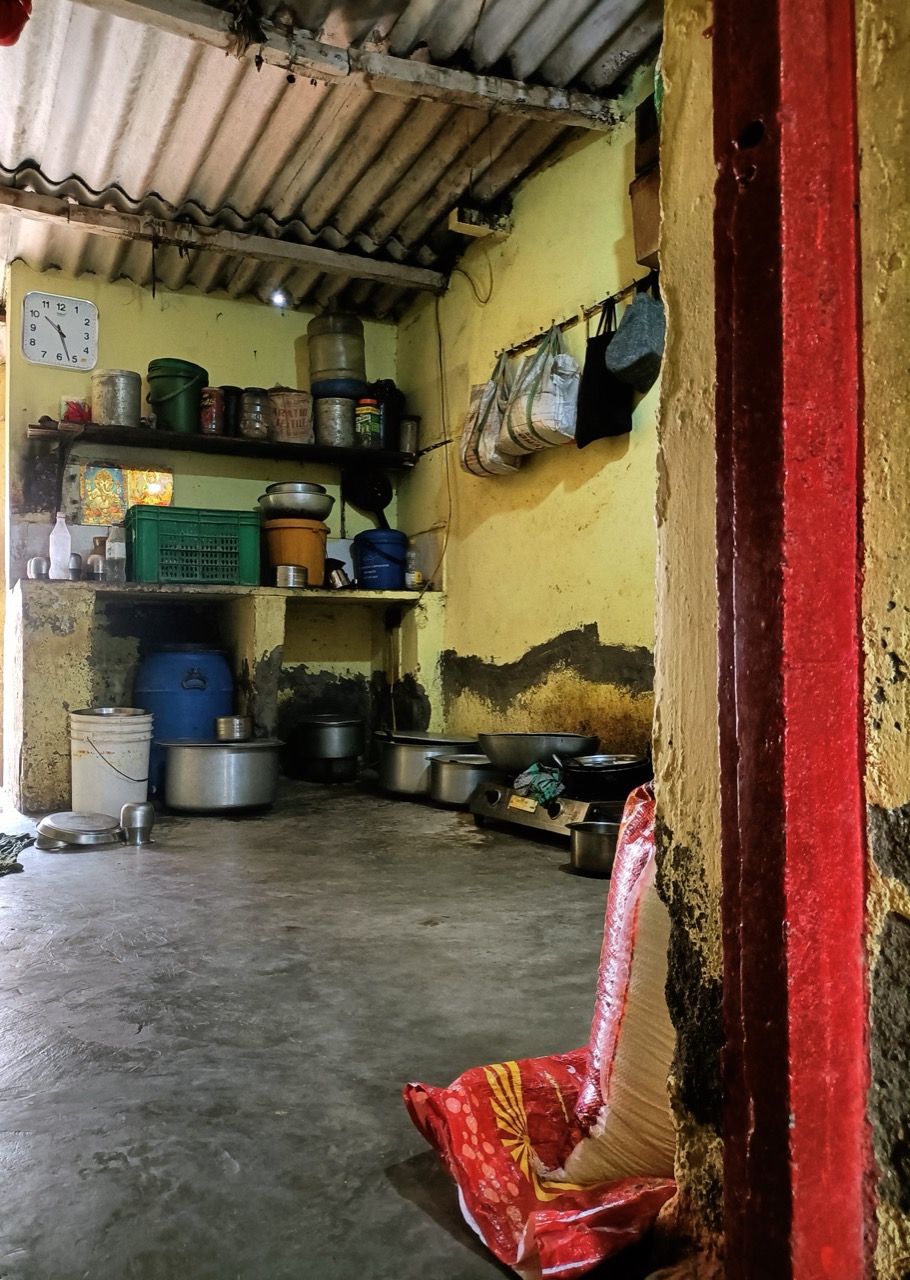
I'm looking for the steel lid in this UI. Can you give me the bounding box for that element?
[156,739,284,749]
[567,754,647,769]
[379,730,478,746]
[37,811,121,844]
[431,754,496,767]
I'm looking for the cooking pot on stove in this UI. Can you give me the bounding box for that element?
[561,753,652,802]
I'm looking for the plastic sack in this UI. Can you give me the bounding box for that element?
[499,326,580,455]
[459,353,522,476]
[403,784,676,1278]
[604,284,666,395]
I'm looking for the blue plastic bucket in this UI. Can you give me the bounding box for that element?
[353,529,408,590]
[134,646,233,793]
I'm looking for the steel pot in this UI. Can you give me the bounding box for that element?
[160,740,281,810]
[567,821,621,877]
[378,732,478,796]
[478,732,599,776]
[294,714,365,759]
[430,754,503,807]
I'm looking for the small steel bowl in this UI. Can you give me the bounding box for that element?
[215,715,253,741]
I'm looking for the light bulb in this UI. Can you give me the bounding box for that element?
[271,290,288,308]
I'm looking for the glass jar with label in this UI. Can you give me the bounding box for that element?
[355,397,381,449]
[239,387,272,440]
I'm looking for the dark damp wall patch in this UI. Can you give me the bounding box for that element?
[871,911,910,1215]
[868,800,910,890]
[441,624,654,713]
[276,666,430,772]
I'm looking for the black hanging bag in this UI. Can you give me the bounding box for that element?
[574,299,635,448]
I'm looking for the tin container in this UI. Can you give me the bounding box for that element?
[91,369,142,428]
[314,397,356,448]
[399,415,420,455]
[239,387,272,440]
[200,386,225,435]
[269,389,314,443]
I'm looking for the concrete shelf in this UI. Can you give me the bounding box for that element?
[19,580,427,606]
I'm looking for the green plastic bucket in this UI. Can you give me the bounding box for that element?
[147,358,209,433]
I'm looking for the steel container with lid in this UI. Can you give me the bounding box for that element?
[92,369,142,428]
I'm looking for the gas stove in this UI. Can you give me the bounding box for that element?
[469,783,624,838]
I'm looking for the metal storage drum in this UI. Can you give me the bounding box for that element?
[307,311,367,398]
[134,647,233,794]
[91,369,141,428]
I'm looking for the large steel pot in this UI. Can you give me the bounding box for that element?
[161,740,281,810]
[430,754,503,807]
[378,732,478,796]
[284,714,365,784]
[478,732,599,776]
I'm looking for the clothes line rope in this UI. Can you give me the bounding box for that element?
[495,270,659,359]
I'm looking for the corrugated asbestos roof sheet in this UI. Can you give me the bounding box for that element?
[0,0,660,318]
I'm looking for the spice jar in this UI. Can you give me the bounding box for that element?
[239,387,272,440]
[200,386,225,435]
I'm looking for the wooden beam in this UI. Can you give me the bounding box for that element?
[354,51,616,131]
[0,187,448,293]
[67,0,617,130]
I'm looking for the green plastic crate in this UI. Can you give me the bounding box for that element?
[126,506,260,585]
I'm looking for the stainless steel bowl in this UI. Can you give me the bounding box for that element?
[214,715,253,741]
[430,754,503,807]
[478,732,599,775]
[265,481,327,495]
[259,491,335,520]
[567,821,620,877]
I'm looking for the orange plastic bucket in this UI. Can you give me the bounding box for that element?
[264,518,329,585]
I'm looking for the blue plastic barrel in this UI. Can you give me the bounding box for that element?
[353,529,408,590]
[134,646,233,793]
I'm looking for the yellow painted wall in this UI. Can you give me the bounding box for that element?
[396,78,658,751]
[857,2,910,1275]
[4,262,397,539]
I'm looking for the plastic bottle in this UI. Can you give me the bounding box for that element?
[405,540,425,591]
[48,512,72,581]
[105,524,127,585]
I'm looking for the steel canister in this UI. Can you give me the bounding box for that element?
[200,387,225,435]
[314,397,356,448]
[91,369,142,428]
[239,387,272,440]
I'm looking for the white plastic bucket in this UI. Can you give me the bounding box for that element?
[70,707,153,814]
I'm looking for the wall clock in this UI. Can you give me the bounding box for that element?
[21,291,99,370]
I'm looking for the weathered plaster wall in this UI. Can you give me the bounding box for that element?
[396,73,658,752]
[651,1,724,1269]
[857,3,910,1274]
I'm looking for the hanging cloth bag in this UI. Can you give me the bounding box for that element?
[604,274,666,394]
[575,299,635,449]
[459,352,522,477]
[499,325,580,456]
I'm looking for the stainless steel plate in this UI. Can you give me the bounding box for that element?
[37,811,121,844]
[34,835,68,851]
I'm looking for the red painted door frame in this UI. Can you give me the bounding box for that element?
[713,1,872,1276]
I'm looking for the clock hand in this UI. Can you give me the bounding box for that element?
[43,315,71,360]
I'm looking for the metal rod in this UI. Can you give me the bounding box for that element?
[496,271,658,359]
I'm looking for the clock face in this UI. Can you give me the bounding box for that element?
[21,292,99,370]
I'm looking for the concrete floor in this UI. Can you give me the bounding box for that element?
[0,783,627,1280]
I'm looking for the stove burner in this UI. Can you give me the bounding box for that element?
[469,784,623,839]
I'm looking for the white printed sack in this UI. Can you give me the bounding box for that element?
[499,325,580,455]
[459,353,522,476]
